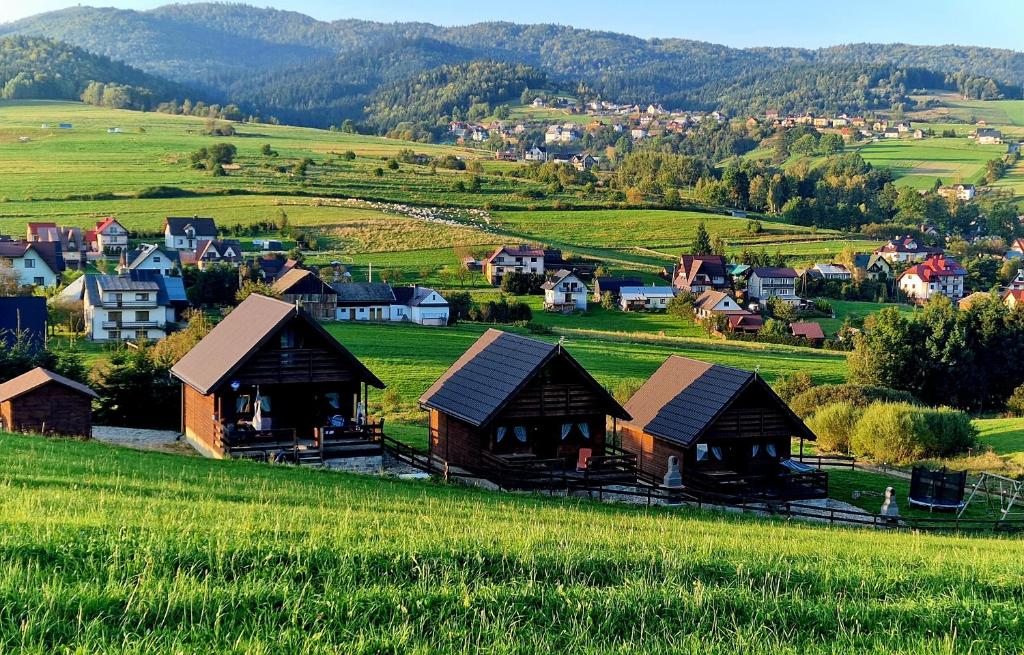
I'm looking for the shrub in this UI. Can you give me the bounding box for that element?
[773,371,813,403]
[789,383,919,419]
[850,402,927,465]
[1007,383,1024,416]
[850,402,976,465]
[526,321,553,335]
[135,185,196,199]
[807,401,862,453]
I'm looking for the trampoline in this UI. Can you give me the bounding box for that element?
[907,466,966,512]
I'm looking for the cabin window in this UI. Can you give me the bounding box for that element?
[496,426,507,443]
[280,328,296,349]
[236,395,252,415]
[696,443,722,461]
[513,426,527,443]
[766,442,777,458]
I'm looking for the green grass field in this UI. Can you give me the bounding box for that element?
[854,138,1007,190]
[974,417,1024,467]
[2,431,1022,653]
[812,299,919,336]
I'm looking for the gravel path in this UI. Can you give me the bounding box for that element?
[92,426,195,455]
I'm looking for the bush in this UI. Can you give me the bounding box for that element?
[773,371,813,403]
[135,185,197,199]
[850,402,976,465]
[789,383,919,419]
[1007,383,1024,416]
[807,401,862,454]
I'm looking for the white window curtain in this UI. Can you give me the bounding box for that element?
[696,443,709,461]
[514,426,528,443]
[560,423,573,441]
[578,423,590,440]
[766,443,777,458]
[496,426,507,443]
[752,444,760,457]
[711,446,723,461]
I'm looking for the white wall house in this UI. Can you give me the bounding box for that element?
[92,217,129,252]
[541,269,589,312]
[122,244,176,276]
[0,241,60,287]
[334,282,397,322]
[618,286,675,311]
[164,216,218,251]
[483,246,546,285]
[747,267,799,304]
[897,256,967,305]
[61,271,187,342]
[391,285,450,326]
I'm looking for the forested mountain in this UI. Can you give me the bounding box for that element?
[2,4,1023,128]
[0,35,193,109]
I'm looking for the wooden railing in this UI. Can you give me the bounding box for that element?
[796,454,856,469]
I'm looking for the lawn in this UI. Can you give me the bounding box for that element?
[812,299,918,336]
[974,417,1024,467]
[1,432,1022,653]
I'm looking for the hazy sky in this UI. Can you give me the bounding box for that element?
[2,0,1023,50]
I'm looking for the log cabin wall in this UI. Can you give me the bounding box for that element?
[183,384,220,456]
[429,409,484,469]
[1,384,92,437]
[233,321,360,386]
[620,425,684,481]
[499,357,607,420]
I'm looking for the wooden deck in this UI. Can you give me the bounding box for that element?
[218,421,385,465]
[478,451,639,490]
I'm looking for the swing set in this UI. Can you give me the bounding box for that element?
[958,472,1024,521]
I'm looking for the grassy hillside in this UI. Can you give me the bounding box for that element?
[1,431,1022,653]
[854,138,1006,190]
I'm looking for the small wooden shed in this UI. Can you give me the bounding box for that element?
[0,367,97,437]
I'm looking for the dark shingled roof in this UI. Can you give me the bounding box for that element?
[331,282,396,304]
[164,216,217,238]
[171,294,383,394]
[623,355,814,447]
[419,329,629,427]
[0,367,97,403]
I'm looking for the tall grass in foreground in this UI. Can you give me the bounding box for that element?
[0,433,1022,654]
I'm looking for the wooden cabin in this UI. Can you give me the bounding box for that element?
[621,356,826,500]
[0,367,97,438]
[272,269,338,321]
[419,329,633,488]
[171,294,385,462]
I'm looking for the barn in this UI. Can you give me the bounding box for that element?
[0,367,97,438]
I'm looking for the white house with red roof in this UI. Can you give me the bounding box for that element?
[897,255,966,304]
[88,217,129,253]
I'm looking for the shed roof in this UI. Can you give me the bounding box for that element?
[622,355,814,447]
[273,269,337,296]
[171,294,383,394]
[0,367,97,403]
[331,282,396,304]
[790,321,826,340]
[419,329,629,427]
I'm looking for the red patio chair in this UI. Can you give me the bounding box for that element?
[576,447,593,472]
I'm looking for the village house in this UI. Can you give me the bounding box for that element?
[747,267,799,304]
[0,240,62,287]
[620,356,826,499]
[618,286,676,312]
[524,146,548,162]
[482,245,546,285]
[0,297,47,351]
[852,253,894,280]
[419,329,633,488]
[898,255,967,304]
[0,367,97,438]
[874,236,944,263]
[171,293,386,463]
[693,290,761,333]
[1005,239,1024,260]
[1007,268,1024,291]
[976,128,1004,145]
[630,126,649,140]
[187,239,243,269]
[273,269,338,321]
[391,285,449,326]
[333,282,397,322]
[245,255,298,283]
[790,322,826,346]
[809,263,852,281]
[60,270,188,342]
[673,254,730,294]
[87,217,129,253]
[542,269,589,313]
[937,184,976,202]
[545,125,580,144]
[570,154,598,171]
[1004,289,1024,310]
[119,243,176,276]
[164,216,217,251]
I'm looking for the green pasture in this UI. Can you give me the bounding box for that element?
[974,417,1024,467]
[812,299,918,336]
[1,431,1022,653]
[855,138,1006,190]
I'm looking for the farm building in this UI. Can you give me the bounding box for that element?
[620,356,826,500]
[420,329,633,488]
[333,282,397,321]
[171,294,385,462]
[0,367,97,438]
[618,286,675,311]
[592,277,642,302]
[273,269,338,320]
[790,321,826,345]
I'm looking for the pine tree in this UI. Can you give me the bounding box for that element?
[692,221,712,255]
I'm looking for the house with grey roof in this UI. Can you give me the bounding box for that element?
[163,216,218,251]
[391,285,449,326]
[332,282,397,322]
[120,243,176,276]
[60,270,188,342]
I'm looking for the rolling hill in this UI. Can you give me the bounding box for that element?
[2,4,1023,127]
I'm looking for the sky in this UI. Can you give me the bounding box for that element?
[2,0,1023,50]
